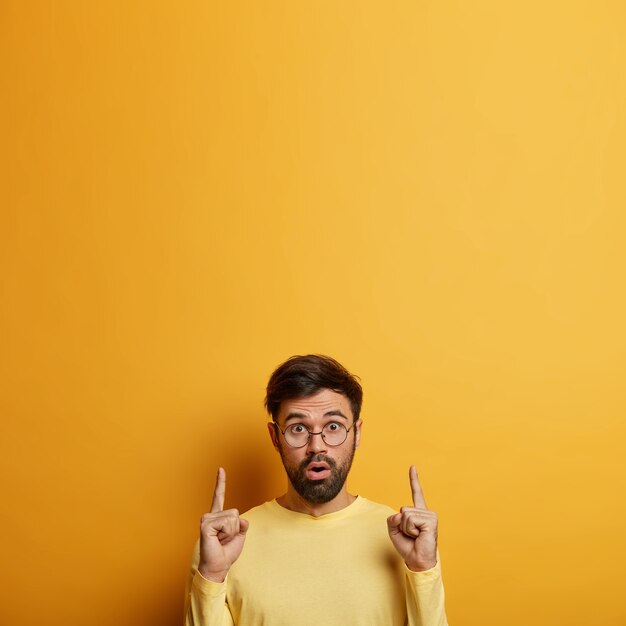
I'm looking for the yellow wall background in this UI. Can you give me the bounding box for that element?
[1,2,625,625]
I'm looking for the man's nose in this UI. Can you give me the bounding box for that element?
[306,431,327,453]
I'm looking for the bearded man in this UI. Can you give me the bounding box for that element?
[184,354,448,626]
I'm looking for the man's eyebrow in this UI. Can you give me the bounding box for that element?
[284,412,307,423]
[284,409,348,423]
[323,410,348,420]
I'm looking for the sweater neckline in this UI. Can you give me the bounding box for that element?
[268,495,366,522]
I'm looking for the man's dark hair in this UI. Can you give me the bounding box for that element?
[264,354,363,422]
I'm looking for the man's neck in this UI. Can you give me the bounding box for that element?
[276,486,357,517]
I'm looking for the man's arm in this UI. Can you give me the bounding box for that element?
[387,466,448,626]
[184,468,247,626]
[184,541,235,626]
[404,557,447,626]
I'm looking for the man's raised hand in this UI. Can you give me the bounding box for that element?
[387,466,438,571]
[198,468,249,582]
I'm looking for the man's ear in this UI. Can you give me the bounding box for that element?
[354,418,363,449]
[267,422,280,451]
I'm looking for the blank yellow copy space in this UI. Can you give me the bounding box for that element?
[1,2,625,625]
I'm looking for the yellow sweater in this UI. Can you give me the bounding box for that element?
[185,496,447,626]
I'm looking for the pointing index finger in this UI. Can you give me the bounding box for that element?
[210,467,226,513]
[409,465,427,509]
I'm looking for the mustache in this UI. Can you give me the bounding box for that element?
[298,454,337,471]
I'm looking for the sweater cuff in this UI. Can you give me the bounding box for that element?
[404,558,442,586]
[191,568,228,598]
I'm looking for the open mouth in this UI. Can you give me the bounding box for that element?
[305,462,331,480]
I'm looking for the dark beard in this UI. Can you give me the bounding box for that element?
[280,444,356,504]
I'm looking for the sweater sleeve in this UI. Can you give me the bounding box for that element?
[405,559,448,626]
[183,542,235,626]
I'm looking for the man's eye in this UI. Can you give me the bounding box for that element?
[326,422,341,432]
[290,424,306,434]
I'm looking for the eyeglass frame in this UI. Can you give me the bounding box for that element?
[272,420,358,448]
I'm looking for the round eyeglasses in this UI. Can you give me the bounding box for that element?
[274,421,356,448]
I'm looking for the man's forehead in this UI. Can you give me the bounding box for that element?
[279,389,352,417]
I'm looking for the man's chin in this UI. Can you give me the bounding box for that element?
[298,489,339,505]
[293,476,345,504]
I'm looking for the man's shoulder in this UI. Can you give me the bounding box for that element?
[241,499,278,521]
[356,496,396,516]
